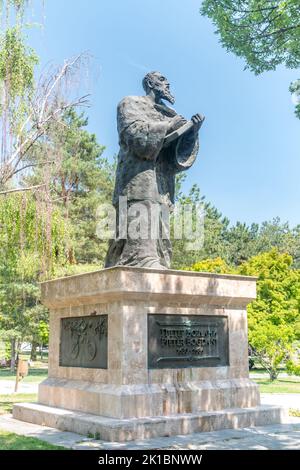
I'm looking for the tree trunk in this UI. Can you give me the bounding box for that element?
[30,342,38,361]
[269,369,278,381]
[10,338,16,372]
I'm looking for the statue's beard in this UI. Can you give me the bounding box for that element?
[158,88,175,105]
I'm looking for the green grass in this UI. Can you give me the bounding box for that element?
[289,409,300,417]
[0,367,47,383]
[254,376,300,393]
[0,393,37,415]
[0,431,66,450]
[0,392,64,450]
[249,368,286,375]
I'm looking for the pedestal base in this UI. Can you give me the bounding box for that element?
[37,377,260,419]
[12,267,284,441]
[13,402,286,442]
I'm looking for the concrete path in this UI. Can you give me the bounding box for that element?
[250,372,291,378]
[0,414,300,450]
[2,377,299,410]
[1,378,299,450]
[261,393,300,410]
[0,380,39,394]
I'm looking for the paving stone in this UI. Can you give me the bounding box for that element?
[1,413,300,450]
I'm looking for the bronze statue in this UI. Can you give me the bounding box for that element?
[105,71,205,269]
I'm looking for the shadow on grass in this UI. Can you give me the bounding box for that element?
[0,368,47,379]
[0,431,66,450]
[255,377,300,393]
[0,394,36,415]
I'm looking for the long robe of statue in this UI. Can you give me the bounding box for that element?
[105,74,202,269]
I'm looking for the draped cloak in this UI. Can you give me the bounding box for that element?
[105,95,199,269]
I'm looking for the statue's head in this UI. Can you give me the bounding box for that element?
[142,71,175,105]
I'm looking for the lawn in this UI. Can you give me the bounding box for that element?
[253,376,300,393]
[0,392,67,450]
[0,382,66,450]
[0,431,65,450]
[0,370,298,449]
[0,393,37,415]
[0,367,47,383]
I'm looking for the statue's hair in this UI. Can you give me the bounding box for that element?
[142,71,161,93]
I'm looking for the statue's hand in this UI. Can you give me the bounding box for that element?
[191,114,205,131]
[167,115,187,134]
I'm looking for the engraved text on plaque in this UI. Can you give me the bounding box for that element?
[148,314,229,369]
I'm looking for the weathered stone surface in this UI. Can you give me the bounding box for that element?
[13,403,286,442]
[13,267,284,440]
[37,377,260,419]
[41,266,257,308]
[39,268,260,419]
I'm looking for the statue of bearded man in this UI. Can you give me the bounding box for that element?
[105,71,204,269]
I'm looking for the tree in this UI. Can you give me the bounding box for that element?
[225,218,300,267]
[0,0,89,188]
[201,0,300,73]
[201,0,300,117]
[238,249,300,380]
[254,218,300,267]
[223,221,259,265]
[171,181,230,268]
[0,192,69,368]
[290,79,300,119]
[172,180,300,269]
[23,109,115,265]
[182,249,300,380]
[184,256,233,273]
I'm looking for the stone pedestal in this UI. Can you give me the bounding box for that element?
[13,267,285,441]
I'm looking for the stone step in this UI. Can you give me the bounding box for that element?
[13,402,286,442]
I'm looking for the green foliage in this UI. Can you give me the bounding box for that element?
[37,320,49,345]
[0,27,38,102]
[201,1,300,119]
[223,222,259,265]
[290,79,300,119]
[201,0,300,74]
[172,182,230,268]
[0,192,70,350]
[184,257,233,273]
[24,109,115,266]
[286,359,300,376]
[183,249,300,380]
[0,193,69,277]
[238,250,300,379]
[172,188,300,269]
[53,263,101,278]
[0,1,40,165]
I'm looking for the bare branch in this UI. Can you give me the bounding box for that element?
[0,184,46,195]
[12,160,55,177]
[38,54,83,123]
[0,52,90,185]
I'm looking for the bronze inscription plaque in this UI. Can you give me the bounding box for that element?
[148,314,229,369]
[59,315,108,369]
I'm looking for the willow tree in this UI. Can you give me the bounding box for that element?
[0,191,70,367]
[0,0,89,188]
[0,0,88,366]
[23,109,115,266]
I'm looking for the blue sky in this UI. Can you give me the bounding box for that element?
[28,0,299,227]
